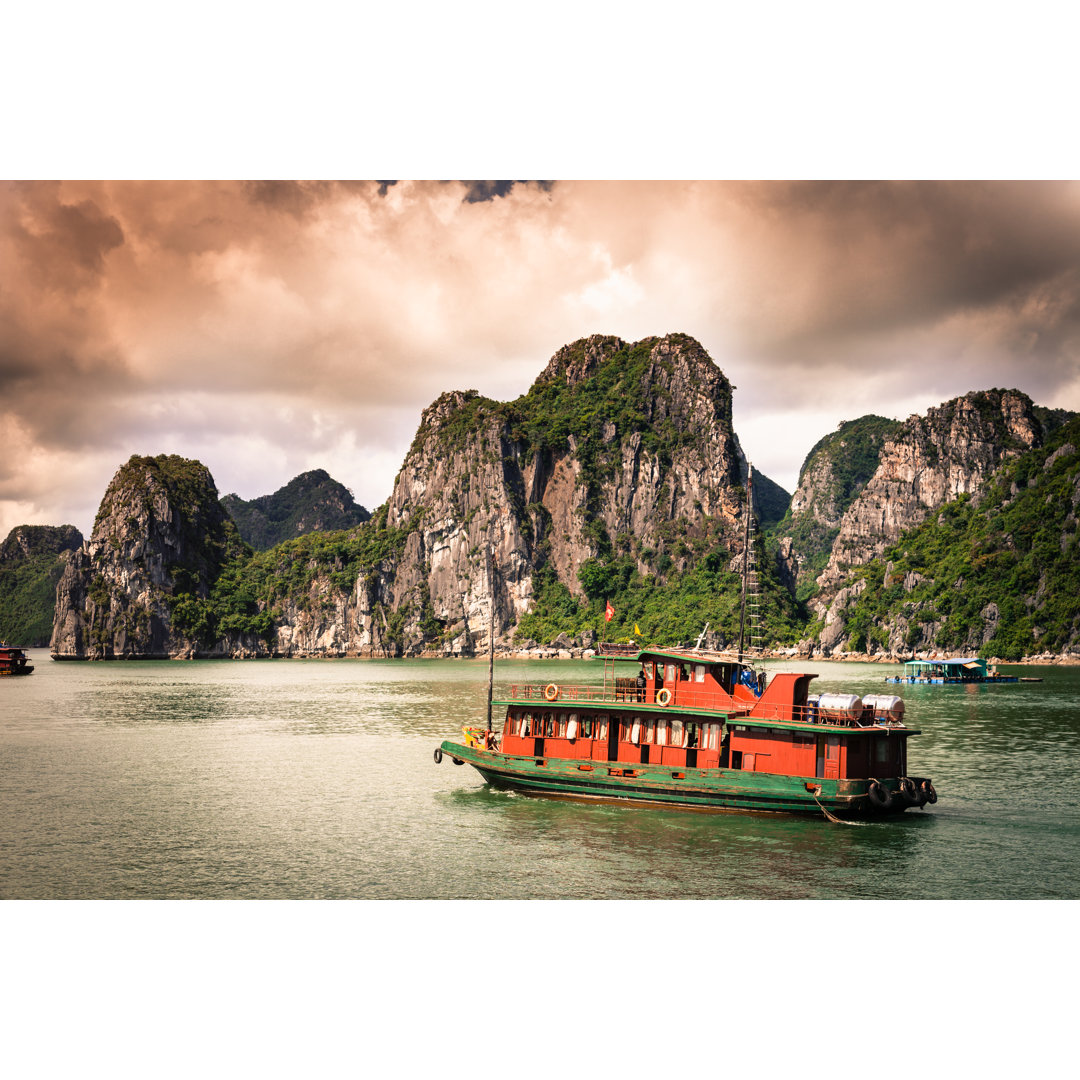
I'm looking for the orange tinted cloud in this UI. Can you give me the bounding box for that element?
[2,180,1079,537]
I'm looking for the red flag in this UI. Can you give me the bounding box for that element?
[605,600,614,622]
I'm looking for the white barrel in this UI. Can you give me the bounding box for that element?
[816,693,864,720]
[862,694,905,722]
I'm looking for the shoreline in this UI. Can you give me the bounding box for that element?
[42,644,1080,665]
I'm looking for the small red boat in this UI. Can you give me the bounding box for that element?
[0,643,34,676]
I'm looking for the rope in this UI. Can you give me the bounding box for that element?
[812,787,870,826]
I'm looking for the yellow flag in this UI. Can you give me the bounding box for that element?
[634,623,641,636]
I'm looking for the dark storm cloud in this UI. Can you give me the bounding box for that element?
[460,180,554,203]
[8,187,125,292]
[730,180,1080,353]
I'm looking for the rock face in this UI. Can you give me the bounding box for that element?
[780,415,903,596]
[809,389,1049,654]
[221,469,370,550]
[0,525,83,646]
[49,335,774,659]
[1,524,83,564]
[51,455,241,658]
[385,334,749,652]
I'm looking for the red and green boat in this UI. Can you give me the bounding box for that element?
[0,643,35,676]
[435,642,937,819]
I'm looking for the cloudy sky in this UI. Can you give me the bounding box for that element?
[3,178,1080,540]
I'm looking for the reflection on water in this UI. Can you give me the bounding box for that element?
[2,651,1079,899]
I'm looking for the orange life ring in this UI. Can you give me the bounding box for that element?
[543,683,559,702]
[656,688,672,707]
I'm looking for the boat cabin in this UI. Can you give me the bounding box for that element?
[493,644,916,783]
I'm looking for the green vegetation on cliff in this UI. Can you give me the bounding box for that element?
[168,504,419,649]
[836,416,1080,658]
[0,525,83,645]
[517,520,806,650]
[221,469,370,550]
[771,415,903,599]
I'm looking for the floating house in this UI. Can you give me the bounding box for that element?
[885,657,1017,684]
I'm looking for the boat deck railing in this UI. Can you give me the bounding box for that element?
[506,683,904,729]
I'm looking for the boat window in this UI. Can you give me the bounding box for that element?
[557,713,567,737]
[670,719,684,747]
[656,721,668,746]
[582,717,593,738]
[596,717,608,740]
[665,663,676,682]
[643,719,655,744]
[827,736,840,760]
[521,713,532,737]
[643,661,654,679]
[544,715,554,737]
[686,723,698,749]
[874,738,890,763]
[704,723,720,750]
[695,664,705,683]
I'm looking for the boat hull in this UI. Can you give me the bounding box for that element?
[439,741,922,819]
[885,675,1017,684]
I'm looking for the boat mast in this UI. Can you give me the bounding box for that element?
[486,545,495,732]
[738,464,754,664]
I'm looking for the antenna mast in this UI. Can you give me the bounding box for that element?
[738,464,753,663]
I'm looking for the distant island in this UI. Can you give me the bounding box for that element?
[2,333,1075,664]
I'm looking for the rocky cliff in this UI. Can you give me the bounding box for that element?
[51,335,800,659]
[51,455,245,658]
[0,524,83,645]
[221,469,370,550]
[384,334,752,651]
[773,415,903,598]
[829,414,1080,659]
[805,389,1059,654]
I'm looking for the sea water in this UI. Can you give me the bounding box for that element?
[3,650,1079,900]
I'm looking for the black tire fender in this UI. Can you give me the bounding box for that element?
[921,780,938,804]
[452,757,464,765]
[433,747,443,764]
[867,779,894,810]
[899,776,921,805]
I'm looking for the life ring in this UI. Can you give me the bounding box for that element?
[543,683,559,702]
[433,747,443,764]
[656,688,672,707]
[920,780,938,804]
[899,776,921,805]
[867,779,893,810]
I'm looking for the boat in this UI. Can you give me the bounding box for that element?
[435,468,936,820]
[0,643,34,676]
[885,657,1017,684]
[435,642,936,819]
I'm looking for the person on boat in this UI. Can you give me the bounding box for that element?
[636,666,647,702]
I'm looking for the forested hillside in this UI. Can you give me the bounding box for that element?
[0,525,83,645]
[221,469,370,550]
[828,415,1080,659]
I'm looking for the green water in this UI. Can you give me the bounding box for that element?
[3,650,1079,899]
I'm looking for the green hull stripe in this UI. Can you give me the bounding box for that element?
[440,742,914,816]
